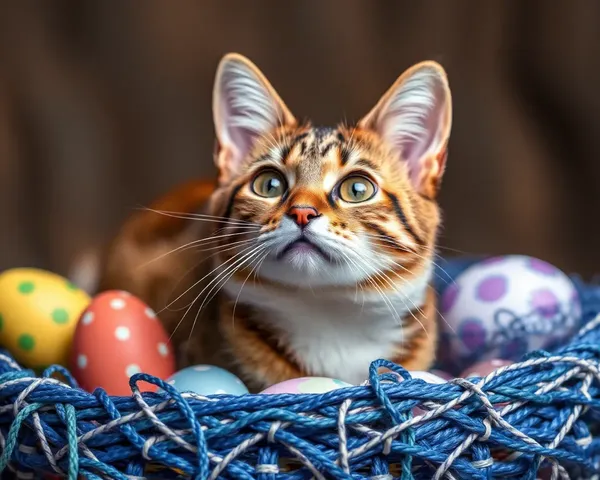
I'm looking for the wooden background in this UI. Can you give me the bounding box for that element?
[1,1,600,281]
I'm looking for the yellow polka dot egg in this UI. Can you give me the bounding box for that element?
[0,268,91,369]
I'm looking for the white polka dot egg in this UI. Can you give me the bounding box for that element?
[438,255,581,373]
[166,365,249,396]
[71,290,175,396]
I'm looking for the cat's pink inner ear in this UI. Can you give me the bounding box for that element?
[213,54,295,184]
[360,62,452,196]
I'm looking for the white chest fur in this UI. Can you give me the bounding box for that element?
[224,266,431,385]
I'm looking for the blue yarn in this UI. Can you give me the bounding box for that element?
[0,259,600,478]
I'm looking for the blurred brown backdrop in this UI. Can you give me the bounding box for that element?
[1,1,600,281]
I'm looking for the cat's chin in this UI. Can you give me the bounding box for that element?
[257,254,366,288]
[280,248,326,274]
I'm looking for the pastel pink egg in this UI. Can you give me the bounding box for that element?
[430,369,454,381]
[460,359,513,379]
[388,370,447,385]
[70,290,175,396]
[260,376,351,394]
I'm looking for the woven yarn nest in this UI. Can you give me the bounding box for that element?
[1,258,600,480]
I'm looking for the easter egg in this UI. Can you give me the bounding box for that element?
[461,359,513,379]
[430,369,453,381]
[71,290,175,395]
[438,255,580,373]
[408,371,447,384]
[0,268,91,369]
[386,370,447,385]
[260,377,351,394]
[166,365,249,395]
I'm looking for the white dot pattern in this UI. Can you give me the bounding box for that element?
[81,311,94,326]
[110,298,126,310]
[193,365,210,372]
[115,326,131,341]
[157,343,169,357]
[145,307,156,319]
[77,354,87,369]
[125,364,141,377]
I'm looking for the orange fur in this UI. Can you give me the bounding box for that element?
[99,53,452,391]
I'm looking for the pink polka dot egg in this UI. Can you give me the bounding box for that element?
[439,255,580,371]
[260,376,351,394]
[70,290,175,396]
[460,359,513,379]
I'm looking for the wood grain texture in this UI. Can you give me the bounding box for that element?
[0,1,599,278]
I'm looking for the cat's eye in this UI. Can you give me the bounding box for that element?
[251,170,286,198]
[338,176,376,203]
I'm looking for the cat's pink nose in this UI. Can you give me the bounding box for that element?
[287,206,319,227]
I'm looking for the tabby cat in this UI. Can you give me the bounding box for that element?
[99,53,452,392]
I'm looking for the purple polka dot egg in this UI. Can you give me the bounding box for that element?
[439,255,581,370]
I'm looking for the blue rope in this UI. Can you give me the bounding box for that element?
[0,263,599,479]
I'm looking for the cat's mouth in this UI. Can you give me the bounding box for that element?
[277,237,330,262]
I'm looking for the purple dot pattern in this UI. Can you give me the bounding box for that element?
[500,337,528,359]
[443,255,579,371]
[441,283,459,313]
[530,288,560,318]
[476,275,508,302]
[458,318,487,352]
[528,258,557,276]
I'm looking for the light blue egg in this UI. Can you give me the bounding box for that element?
[166,364,249,395]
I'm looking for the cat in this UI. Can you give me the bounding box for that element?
[99,53,452,392]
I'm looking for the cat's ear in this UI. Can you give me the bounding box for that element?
[359,61,452,198]
[213,53,296,184]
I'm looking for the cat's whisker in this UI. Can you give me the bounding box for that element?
[143,208,259,225]
[351,252,416,333]
[212,225,262,238]
[135,231,260,270]
[365,235,456,287]
[231,249,271,330]
[339,251,402,332]
[141,207,260,227]
[161,241,262,321]
[404,248,458,289]
[362,233,419,255]
[200,247,267,313]
[187,244,268,341]
[338,251,366,315]
[365,257,431,339]
[364,238,453,281]
[369,254,456,336]
[161,240,260,317]
[252,246,270,289]
[167,243,267,342]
